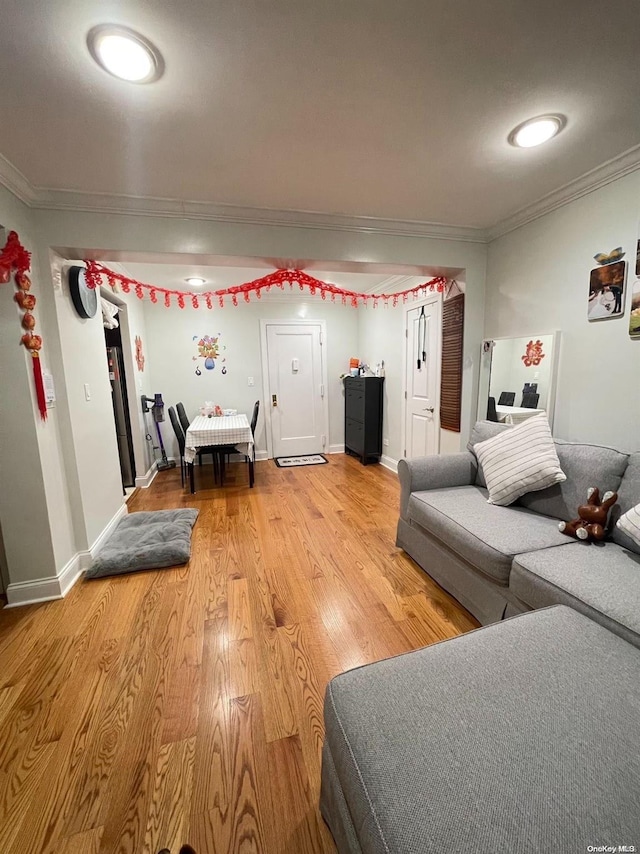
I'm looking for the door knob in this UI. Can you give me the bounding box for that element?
[423,406,434,412]
[272,394,278,407]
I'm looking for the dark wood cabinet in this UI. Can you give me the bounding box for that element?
[343,376,384,464]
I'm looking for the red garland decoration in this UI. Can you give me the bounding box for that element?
[83,260,448,309]
[0,231,47,421]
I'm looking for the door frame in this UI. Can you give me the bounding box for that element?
[259,319,330,460]
[400,293,443,460]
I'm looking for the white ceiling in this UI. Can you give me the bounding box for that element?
[1,0,640,230]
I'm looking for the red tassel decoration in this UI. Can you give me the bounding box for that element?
[32,354,47,421]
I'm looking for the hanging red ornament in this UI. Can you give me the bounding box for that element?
[218,295,224,308]
[15,271,32,291]
[205,294,212,309]
[177,294,185,309]
[191,294,199,309]
[0,264,10,284]
[164,292,171,307]
[32,354,47,421]
[14,291,36,310]
[135,284,143,300]
[22,312,36,330]
[150,289,157,303]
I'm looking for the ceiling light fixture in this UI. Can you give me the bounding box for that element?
[508,115,566,148]
[185,277,206,287]
[87,25,163,83]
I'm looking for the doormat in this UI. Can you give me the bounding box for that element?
[274,454,328,468]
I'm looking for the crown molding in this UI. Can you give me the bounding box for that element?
[0,153,38,205]
[32,187,487,242]
[3,145,640,246]
[488,143,640,242]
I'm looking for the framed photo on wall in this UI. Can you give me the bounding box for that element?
[629,277,640,338]
[588,260,626,321]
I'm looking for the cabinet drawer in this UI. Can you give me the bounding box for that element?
[345,417,364,452]
[345,387,366,423]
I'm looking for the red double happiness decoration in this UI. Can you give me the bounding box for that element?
[0,231,47,421]
[84,261,447,309]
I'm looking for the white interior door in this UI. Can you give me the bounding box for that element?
[265,323,326,457]
[404,300,441,458]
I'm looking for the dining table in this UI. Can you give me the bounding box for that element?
[495,404,544,425]
[184,413,254,493]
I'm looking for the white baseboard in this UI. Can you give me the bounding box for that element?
[381,454,399,473]
[135,461,158,488]
[5,503,128,608]
[255,450,269,461]
[328,444,345,454]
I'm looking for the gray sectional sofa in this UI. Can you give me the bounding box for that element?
[320,606,640,853]
[319,424,640,853]
[396,421,640,646]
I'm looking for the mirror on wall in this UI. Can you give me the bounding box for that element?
[477,332,560,428]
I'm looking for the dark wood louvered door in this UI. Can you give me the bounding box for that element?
[440,293,465,433]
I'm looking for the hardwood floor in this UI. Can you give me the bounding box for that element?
[0,454,478,854]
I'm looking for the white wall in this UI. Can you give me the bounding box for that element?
[143,296,358,457]
[486,170,640,449]
[0,188,75,589]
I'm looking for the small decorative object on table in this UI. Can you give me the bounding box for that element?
[559,487,618,542]
[200,401,223,418]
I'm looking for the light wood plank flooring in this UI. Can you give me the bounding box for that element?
[0,454,478,854]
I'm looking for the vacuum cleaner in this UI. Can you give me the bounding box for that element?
[141,393,176,471]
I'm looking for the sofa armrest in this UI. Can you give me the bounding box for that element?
[397,451,478,519]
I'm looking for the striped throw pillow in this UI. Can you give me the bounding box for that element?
[617,504,640,549]
[473,413,566,506]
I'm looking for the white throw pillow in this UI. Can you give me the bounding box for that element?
[616,503,640,550]
[473,413,566,506]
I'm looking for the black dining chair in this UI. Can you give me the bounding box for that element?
[486,396,499,422]
[522,393,540,409]
[218,400,260,487]
[168,406,190,488]
[498,391,516,406]
[177,401,220,482]
[176,401,190,434]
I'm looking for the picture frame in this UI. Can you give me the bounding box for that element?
[587,260,626,321]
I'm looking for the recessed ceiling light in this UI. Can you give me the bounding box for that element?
[508,115,566,148]
[185,277,206,287]
[87,25,163,83]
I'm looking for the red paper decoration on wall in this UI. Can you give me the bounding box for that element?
[0,231,47,420]
[521,339,545,367]
[83,261,447,309]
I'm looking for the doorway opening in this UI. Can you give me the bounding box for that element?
[104,314,137,492]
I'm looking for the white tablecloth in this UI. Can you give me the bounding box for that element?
[184,414,253,464]
[496,405,544,425]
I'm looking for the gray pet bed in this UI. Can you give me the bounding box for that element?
[86,509,199,579]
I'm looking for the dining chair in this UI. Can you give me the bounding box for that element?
[176,401,190,434]
[176,401,220,482]
[218,400,260,486]
[521,392,540,409]
[168,406,190,487]
[486,396,499,422]
[498,391,516,406]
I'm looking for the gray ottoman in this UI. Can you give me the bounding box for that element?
[320,606,640,854]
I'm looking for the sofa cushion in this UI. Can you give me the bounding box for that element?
[510,542,640,647]
[407,485,569,583]
[616,503,640,553]
[467,420,511,487]
[473,413,565,506]
[322,606,640,854]
[518,439,629,522]
[612,452,640,553]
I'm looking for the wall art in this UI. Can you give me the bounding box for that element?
[192,334,227,375]
[521,339,545,367]
[135,335,145,371]
[588,259,626,321]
